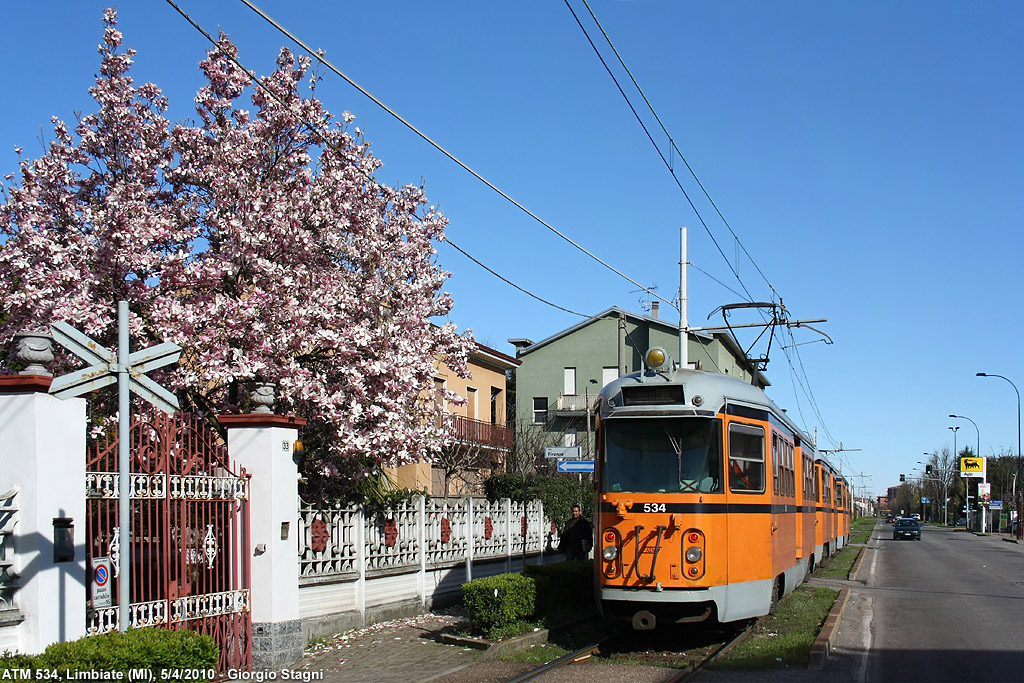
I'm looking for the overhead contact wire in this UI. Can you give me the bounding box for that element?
[234,0,675,311]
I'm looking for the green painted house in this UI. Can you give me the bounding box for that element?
[509,306,767,465]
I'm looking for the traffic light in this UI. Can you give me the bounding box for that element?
[926,465,933,475]
[899,474,905,482]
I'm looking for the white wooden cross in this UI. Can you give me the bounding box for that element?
[48,301,181,632]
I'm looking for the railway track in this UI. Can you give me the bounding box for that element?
[502,620,753,682]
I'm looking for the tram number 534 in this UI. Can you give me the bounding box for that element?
[640,503,666,513]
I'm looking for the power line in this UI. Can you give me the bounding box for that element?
[444,239,589,318]
[164,0,600,323]
[231,0,676,312]
[568,0,839,446]
[575,0,780,304]
[561,0,753,305]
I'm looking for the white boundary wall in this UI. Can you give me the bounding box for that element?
[296,495,563,639]
[0,388,86,654]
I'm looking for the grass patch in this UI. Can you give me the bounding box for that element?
[709,585,840,670]
[818,517,874,578]
[497,641,574,663]
[850,516,876,544]
[485,620,545,641]
[497,608,613,663]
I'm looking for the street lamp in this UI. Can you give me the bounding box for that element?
[949,426,963,528]
[977,373,1022,539]
[949,415,980,459]
[950,414,983,532]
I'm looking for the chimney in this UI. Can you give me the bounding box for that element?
[651,301,659,319]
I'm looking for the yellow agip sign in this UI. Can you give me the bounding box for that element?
[960,456,986,479]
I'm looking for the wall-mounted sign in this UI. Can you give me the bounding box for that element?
[92,557,112,608]
[545,446,581,459]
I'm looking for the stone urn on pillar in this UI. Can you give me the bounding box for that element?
[249,382,277,414]
[13,331,55,376]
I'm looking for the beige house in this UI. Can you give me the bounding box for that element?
[389,341,520,496]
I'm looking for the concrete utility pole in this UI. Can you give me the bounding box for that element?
[679,226,688,370]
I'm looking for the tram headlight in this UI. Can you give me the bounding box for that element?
[644,347,669,371]
[603,545,619,561]
[685,546,702,563]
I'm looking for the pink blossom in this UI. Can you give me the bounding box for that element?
[0,9,473,499]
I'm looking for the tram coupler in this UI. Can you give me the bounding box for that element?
[632,610,656,630]
[636,525,668,583]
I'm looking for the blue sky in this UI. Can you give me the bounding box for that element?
[2,1,1022,500]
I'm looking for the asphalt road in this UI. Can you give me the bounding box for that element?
[851,522,1024,682]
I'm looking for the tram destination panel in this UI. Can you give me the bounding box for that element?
[620,385,684,406]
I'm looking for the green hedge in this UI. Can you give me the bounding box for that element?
[1,627,219,677]
[462,573,536,639]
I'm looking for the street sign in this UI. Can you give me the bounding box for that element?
[960,456,986,479]
[557,460,594,473]
[545,446,581,459]
[49,321,181,414]
[92,557,112,608]
[991,500,1003,510]
[921,497,930,504]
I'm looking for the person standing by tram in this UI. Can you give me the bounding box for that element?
[559,504,593,561]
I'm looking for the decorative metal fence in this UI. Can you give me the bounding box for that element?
[0,489,17,610]
[85,411,252,672]
[298,495,561,584]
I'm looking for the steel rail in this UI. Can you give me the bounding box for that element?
[667,621,755,682]
[504,641,604,683]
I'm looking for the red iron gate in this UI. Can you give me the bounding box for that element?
[85,410,252,671]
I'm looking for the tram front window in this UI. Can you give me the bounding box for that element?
[601,417,722,493]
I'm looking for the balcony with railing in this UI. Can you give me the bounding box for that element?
[447,414,513,451]
[555,393,598,416]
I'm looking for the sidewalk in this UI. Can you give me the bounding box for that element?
[288,608,497,683]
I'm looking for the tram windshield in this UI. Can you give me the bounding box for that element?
[601,417,722,493]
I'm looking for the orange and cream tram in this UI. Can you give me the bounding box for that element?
[594,348,850,629]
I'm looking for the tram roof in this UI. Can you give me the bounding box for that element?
[601,367,807,445]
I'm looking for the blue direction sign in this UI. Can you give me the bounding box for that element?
[557,460,594,473]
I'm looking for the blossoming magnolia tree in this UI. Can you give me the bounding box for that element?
[0,9,472,502]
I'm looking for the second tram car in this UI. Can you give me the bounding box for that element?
[594,347,850,629]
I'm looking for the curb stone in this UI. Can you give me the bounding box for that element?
[439,627,550,659]
[808,587,850,670]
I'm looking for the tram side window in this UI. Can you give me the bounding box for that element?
[772,435,780,495]
[803,455,814,501]
[728,423,765,493]
[788,443,796,498]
